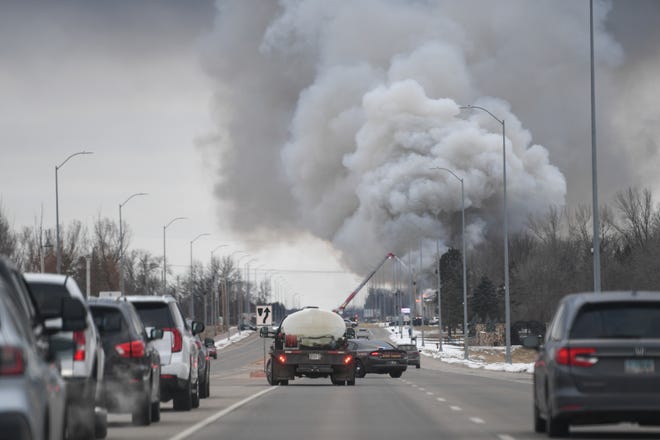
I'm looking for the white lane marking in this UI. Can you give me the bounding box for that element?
[450,406,462,411]
[419,387,426,391]
[470,417,485,424]
[436,397,446,402]
[497,435,516,440]
[426,392,433,396]
[168,387,276,440]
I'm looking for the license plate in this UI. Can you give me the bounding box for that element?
[388,360,399,365]
[309,353,321,360]
[624,359,655,374]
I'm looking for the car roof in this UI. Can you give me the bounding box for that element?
[23,272,68,283]
[123,294,177,303]
[562,291,660,309]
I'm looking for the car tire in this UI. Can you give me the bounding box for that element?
[266,359,275,386]
[534,404,546,433]
[151,400,161,423]
[94,406,107,439]
[132,392,152,426]
[173,377,193,411]
[205,370,211,397]
[199,374,208,399]
[415,363,420,369]
[347,378,356,386]
[192,380,200,408]
[279,380,289,385]
[389,371,402,378]
[355,360,366,378]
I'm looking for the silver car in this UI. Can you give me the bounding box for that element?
[526,291,660,437]
[0,257,67,440]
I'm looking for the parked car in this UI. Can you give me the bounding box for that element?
[0,256,82,440]
[356,328,371,339]
[88,298,163,425]
[397,344,421,368]
[205,337,217,360]
[348,339,408,378]
[526,291,660,437]
[24,272,107,439]
[124,295,203,411]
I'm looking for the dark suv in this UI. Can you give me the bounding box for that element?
[88,298,163,426]
[526,291,660,437]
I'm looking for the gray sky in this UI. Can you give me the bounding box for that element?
[2,0,659,310]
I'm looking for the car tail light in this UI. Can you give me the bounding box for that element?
[370,351,382,357]
[0,347,25,376]
[164,328,182,352]
[343,355,353,365]
[556,347,597,367]
[277,354,287,364]
[73,330,86,361]
[115,340,146,358]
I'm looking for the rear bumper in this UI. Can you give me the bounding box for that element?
[366,363,408,374]
[552,390,660,425]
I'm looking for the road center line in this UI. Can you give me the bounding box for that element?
[436,397,446,402]
[497,435,516,440]
[470,417,485,424]
[426,392,433,396]
[450,406,462,411]
[168,387,276,440]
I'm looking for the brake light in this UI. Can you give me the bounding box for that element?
[164,328,182,352]
[556,347,597,367]
[343,355,353,365]
[73,330,86,361]
[370,351,382,357]
[277,354,287,364]
[0,347,25,375]
[115,340,145,358]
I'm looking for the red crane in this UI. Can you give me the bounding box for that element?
[336,253,395,314]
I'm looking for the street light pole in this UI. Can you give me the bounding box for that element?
[119,192,147,294]
[55,151,93,274]
[163,217,187,295]
[431,167,467,359]
[210,245,228,331]
[590,0,601,293]
[190,232,211,321]
[459,104,511,364]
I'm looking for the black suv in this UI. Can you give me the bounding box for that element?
[88,298,163,426]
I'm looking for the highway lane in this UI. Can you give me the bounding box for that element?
[105,328,660,440]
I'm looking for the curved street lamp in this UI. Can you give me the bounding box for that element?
[119,192,147,294]
[55,150,93,273]
[431,167,467,359]
[459,104,511,364]
[190,232,211,320]
[162,216,187,294]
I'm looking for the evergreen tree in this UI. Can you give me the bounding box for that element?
[440,248,463,337]
[471,276,500,323]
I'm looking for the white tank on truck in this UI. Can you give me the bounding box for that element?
[260,306,356,386]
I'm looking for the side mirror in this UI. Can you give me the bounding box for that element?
[522,335,541,350]
[61,298,88,331]
[149,328,164,340]
[191,321,205,335]
[204,337,215,347]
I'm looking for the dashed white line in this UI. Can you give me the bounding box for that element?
[470,417,485,424]
[418,387,426,391]
[497,435,516,440]
[450,406,462,411]
[426,391,433,396]
[436,397,446,402]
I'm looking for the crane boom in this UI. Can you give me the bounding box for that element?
[336,253,395,314]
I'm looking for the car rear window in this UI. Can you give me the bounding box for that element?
[398,344,416,351]
[131,302,174,328]
[27,282,69,317]
[570,302,660,339]
[90,306,128,336]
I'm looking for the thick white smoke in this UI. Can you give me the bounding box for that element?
[200,0,638,273]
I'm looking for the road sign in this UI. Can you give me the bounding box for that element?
[256,304,272,326]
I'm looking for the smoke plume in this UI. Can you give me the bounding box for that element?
[200,0,656,273]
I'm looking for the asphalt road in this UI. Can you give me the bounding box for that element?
[105,328,660,440]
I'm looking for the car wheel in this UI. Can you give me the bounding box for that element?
[94,406,107,439]
[415,363,420,369]
[389,371,402,378]
[354,360,366,378]
[534,404,546,433]
[347,378,356,386]
[266,359,275,386]
[279,380,289,385]
[132,392,152,426]
[199,372,208,399]
[192,380,200,408]
[173,376,193,411]
[151,400,161,423]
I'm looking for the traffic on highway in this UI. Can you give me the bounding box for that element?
[3,0,660,439]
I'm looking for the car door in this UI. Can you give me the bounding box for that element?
[535,302,566,414]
